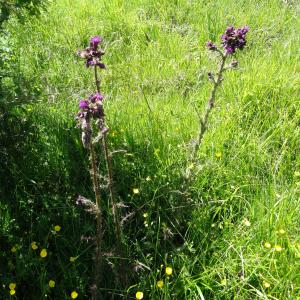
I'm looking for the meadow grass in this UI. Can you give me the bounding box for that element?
[0,0,299,299]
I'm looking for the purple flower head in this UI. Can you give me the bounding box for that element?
[78,36,106,68]
[86,57,95,68]
[225,45,234,54]
[225,26,235,34]
[89,92,104,103]
[221,25,249,55]
[79,100,90,110]
[206,41,217,51]
[90,36,102,49]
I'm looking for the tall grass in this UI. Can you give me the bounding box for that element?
[1,0,299,299]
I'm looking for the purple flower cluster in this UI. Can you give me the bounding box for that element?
[76,35,109,148]
[76,92,106,148]
[206,26,249,55]
[77,93,104,119]
[77,36,106,68]
[221,26,249,54]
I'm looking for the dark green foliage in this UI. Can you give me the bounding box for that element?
[0,0,47,26]
[0,0,299,299]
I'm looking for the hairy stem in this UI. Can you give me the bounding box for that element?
[90,143,103,300]
[191,52,227,164]
[94,65,126,285]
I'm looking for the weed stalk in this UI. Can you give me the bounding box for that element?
[93,64,126,286]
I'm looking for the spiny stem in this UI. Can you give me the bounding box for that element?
[94,65,127,285]
[90,143,103,300]
[191,52,227,164]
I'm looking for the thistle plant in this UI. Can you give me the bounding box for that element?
[187,25,249,177]
[76,36,125,298]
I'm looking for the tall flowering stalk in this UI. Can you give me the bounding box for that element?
[76,36,125,298]
[187,26,249,177]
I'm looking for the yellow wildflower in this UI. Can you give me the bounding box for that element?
[9,283,16,290]
[71,291,78,299]
[220,278,227,286]
[10,289,16,295]
[40,249,47,258]
[133,188,139,194]
[263,281,270,288]
[165,266,173,276]
[49,280,55,288]
[11,246,17,253]
[188,163,195,169]
[70,257,76,262]
[264,242,271,249]
[143,213,148,218]
[135,291,144,299]
[215,152,222,158]
[54,225,61,232]
[156,280,164,288]
[278,229,285,234]
[274,245,283,252]
[31,242,38,250]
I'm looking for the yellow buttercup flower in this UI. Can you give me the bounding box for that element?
[263,281,270,288]
[10,289,16,295]
[188,163,195,169]
[71,291,78,299]
[215,152,222,158]
[40,249,47,258]
[220,278,227,286]
[54,225,61,232]
[9,283,16,290]
[133,188,139,194]
[70,256,76,262]
[135,291,144,299]
[165,266,173,276]
[49,280,55,288]
[156,280,164,288]
[264,242,271,248]
[274,245,283,252]
[31,241,38,250]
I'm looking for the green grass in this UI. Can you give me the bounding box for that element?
[0,0,300,299]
